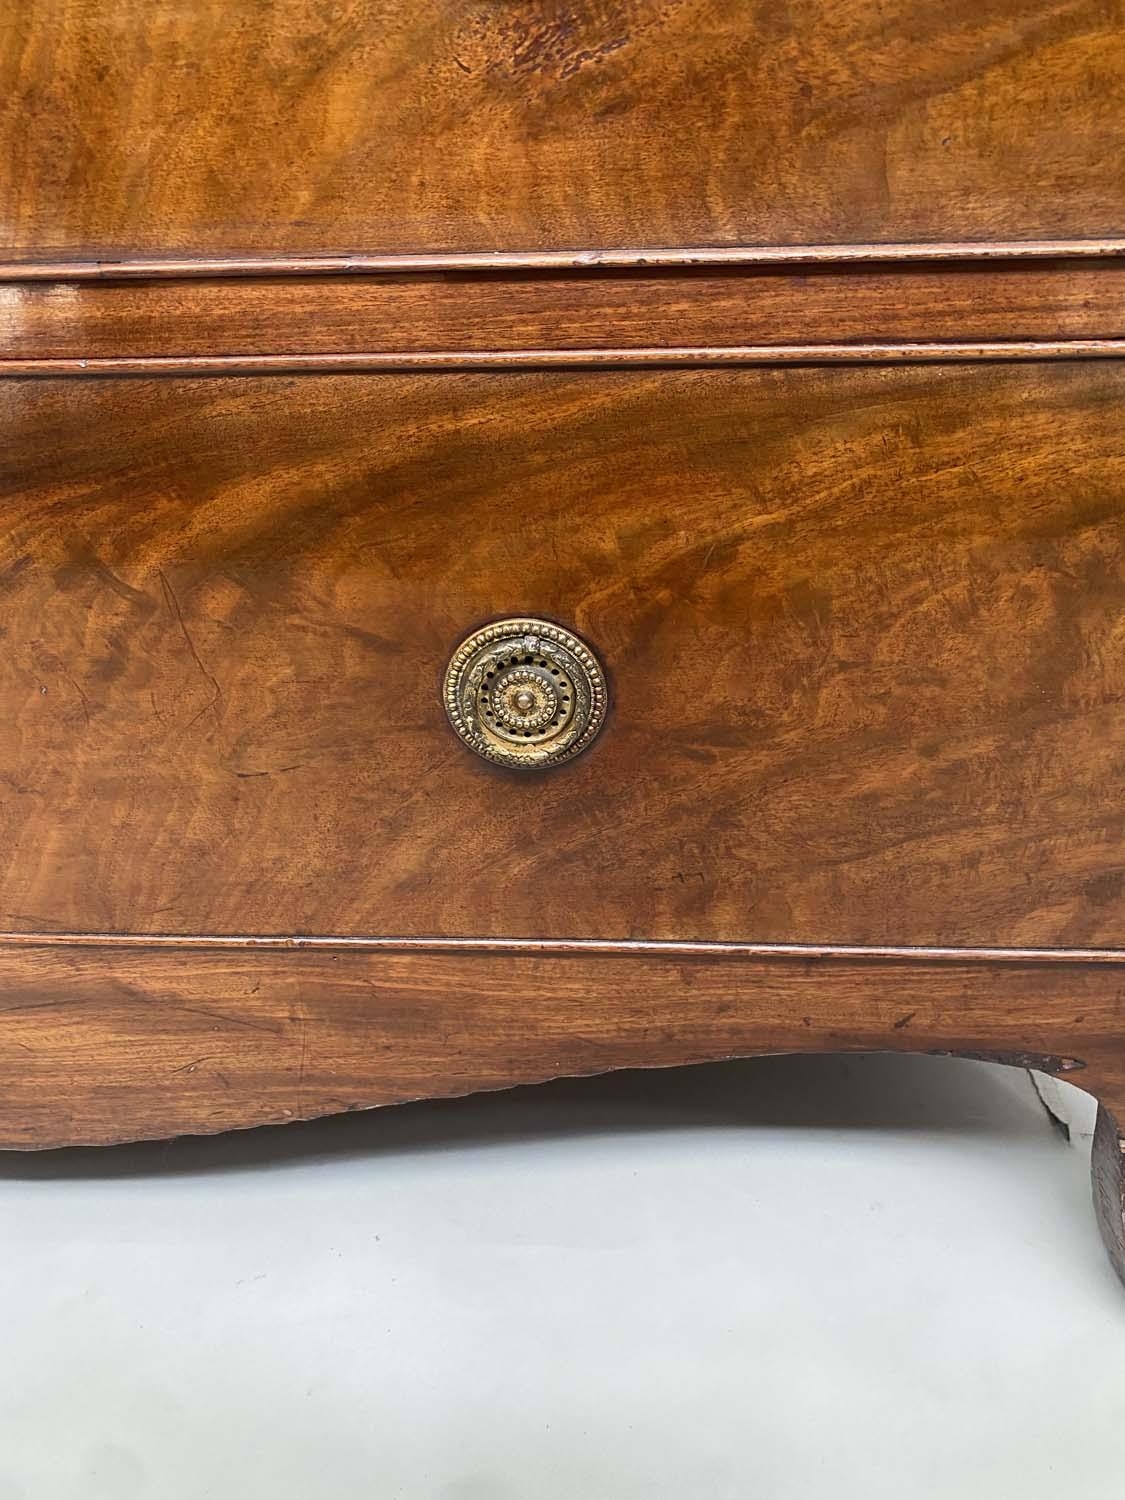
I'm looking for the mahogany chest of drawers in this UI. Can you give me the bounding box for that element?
[3,0,1125,1287]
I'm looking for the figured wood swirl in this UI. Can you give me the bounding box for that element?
[4,0,1125,1288]
[1,364,1123,948]
[2,0,1124,256]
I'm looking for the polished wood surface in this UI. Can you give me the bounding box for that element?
[3,0,1124,258]
[5,261,1125,362]
[4,0,1125,1292]
[1,364,1123,946]
[0,940,1119,1148]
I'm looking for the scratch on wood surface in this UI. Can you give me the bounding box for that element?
[158,568,223,729]
[167,1054,221,1075]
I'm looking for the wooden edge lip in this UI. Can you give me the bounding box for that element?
[4,340,1125,376]
[1,932,1123,965]
[1,238,1125,281]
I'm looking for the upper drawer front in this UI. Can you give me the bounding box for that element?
[2,365,1122,946]
[2,0,1123,258]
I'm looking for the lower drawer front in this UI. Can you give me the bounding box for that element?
[1,365,1122,946]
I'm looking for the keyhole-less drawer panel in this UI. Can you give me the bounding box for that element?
[1,364,1122,946]
[4,0,1124,257]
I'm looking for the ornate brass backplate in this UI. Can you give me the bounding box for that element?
[443,618,608,771]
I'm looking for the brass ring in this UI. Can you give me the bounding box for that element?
[443,618,607,771]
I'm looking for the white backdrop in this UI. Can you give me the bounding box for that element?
[0,1053,1119,1499]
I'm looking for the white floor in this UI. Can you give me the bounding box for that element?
[0,1053,1121,1500]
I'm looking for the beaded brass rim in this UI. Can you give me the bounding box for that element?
[443,618,608,771]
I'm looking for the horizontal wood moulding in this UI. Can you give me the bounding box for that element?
[7,345,1125,376]
[4,261,1125,365]
[2,242,1125,280]
[0,943,1121,1148]
[0,933,1124,964]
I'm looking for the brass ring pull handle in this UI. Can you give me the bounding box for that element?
[443,618,607,771]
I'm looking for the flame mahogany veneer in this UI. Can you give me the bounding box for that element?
[2,0,1125,1288]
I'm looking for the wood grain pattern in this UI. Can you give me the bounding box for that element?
[5,263,1125,361]
[2,0,1124,257]
[0,941,1119,1148]
[1,365,1123,947]
[4,0,1125,1298]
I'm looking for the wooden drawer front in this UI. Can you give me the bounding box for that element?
[1,365,1122,945]
[2,0,1123,257]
